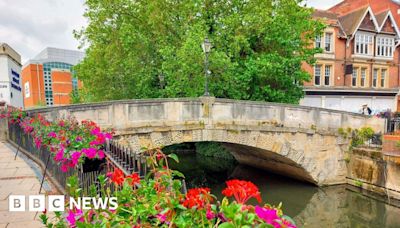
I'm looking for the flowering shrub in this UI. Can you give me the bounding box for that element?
[2,108,113,172]
[40,149,297,228]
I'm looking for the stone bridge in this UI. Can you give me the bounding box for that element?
[27,97,385,186]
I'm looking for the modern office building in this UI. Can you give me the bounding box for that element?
[301,2,400,114]
[22,47,84,108]
[0,43,23,108]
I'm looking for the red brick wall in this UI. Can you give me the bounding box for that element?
[21,64,45,108]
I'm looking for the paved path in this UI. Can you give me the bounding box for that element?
[0,142,53,227]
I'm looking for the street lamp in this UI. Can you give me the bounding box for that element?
[201,37,212,96]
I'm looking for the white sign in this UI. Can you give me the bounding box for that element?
[24,82,30,98]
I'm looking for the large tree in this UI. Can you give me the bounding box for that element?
[74,0,324,103]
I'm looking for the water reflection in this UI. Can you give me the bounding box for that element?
[169,153,400,227]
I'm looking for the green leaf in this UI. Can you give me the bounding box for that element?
[172,170,185,178]
[218,222,235,228]
[167,153,179,163]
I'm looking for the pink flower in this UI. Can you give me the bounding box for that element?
[47,132,57,138]
[82,148,97,159]
[55,149,64,162]
[75,136,82,142]
[61,164,68,172]
[34,137,42,149]
[90,127,100,136]
[71,151,81,166]
[156,213,167,223]
[97,150,105,159]
[66,208,83,227]
[206,209,215,220]
[105,133,112,140]
[255,206,281,228]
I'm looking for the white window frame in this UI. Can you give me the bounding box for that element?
[314,65,321,86]
[354,32,374,56]
[372,69,378,88]
[324,33,333,52]
[360,68,367,87]
[376,36,394,58]
[315,35,322,49]
[352,68,358,87]
[324,65,331,86]
[381,69,387,87]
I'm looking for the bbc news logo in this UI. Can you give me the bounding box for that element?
[9,195,118,212]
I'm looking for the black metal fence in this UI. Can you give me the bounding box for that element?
[7,122,149,195]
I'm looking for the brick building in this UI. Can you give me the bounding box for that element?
[22,48,84,108]
[301,1,400,113]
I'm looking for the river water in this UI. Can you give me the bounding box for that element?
[169,153,400,228]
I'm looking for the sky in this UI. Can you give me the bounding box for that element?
[0,0,342,64]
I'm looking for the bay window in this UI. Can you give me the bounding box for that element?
[376,37,394,58]
[355,33,373,55]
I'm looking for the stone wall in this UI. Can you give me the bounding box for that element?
[24,97,386,186]
[347,148,400,201]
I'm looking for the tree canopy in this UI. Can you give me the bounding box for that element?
[74,0,324,103]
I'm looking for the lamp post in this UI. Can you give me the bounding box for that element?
[201,37,212,96]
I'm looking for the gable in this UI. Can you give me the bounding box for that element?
[358,11,377,31]
[381,18,396,33]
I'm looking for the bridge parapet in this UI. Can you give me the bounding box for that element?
[26,97,384,135]
[24,97,385,186]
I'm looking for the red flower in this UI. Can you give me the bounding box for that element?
[109,168,125,186]
[182,188,213,209]
[222,179,261,204]
[126,173,140,186]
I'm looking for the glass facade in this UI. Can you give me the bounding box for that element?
[42,62,76,106]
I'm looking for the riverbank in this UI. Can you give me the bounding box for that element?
[347,147,400,203]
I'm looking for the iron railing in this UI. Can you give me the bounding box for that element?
[8,121,187,195]
[7,122,149,195]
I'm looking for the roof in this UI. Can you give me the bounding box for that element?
[312,9,347,37]
[313,9,338,20]
[0,43,22,65]
[338,7,369,35]
[23,47,85,67]
[375,10,391,26]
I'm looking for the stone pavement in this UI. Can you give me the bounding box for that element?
[0,142,53,227]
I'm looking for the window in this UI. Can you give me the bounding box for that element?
[314,65,321,85]
[373,69,378,87]
[355,33,373,55]
[376,37,394,58]
[325,33,332,52]
[324,65,331,86]
[381,69,387,87]
[315,35,321,48]
[352,68,358,86]
[360,68,366,87]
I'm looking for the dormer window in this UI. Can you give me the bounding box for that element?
[376,36,394,58]
[355,33,374,55]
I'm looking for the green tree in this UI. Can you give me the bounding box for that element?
[74,0,324,103]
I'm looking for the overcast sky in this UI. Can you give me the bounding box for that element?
[0,0,342,64]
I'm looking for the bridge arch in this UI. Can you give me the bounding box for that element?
[118,127,344,185]
[27,97,384,186]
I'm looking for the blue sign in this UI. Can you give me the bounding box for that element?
[10,69,21,92]
[11,69,19,78]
